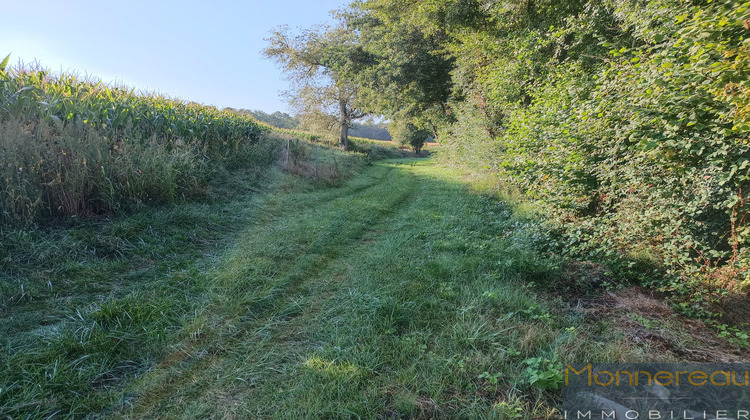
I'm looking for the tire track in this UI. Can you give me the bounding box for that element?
[123,162,422,417]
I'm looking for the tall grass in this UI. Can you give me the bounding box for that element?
[348,136,417,159]
[0,57,269,224]
[255,118,412,160]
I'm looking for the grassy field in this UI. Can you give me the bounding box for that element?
[3,157,745,419]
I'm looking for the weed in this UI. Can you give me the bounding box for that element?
[522,357,564,390]
[714,323,750,348]
[478,371,502,385]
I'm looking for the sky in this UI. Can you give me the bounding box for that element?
[0,0,350,113]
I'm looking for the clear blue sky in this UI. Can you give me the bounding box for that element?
[0,0,350,113]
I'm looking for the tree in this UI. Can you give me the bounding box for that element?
[228,109,300,129]
[341,2,455,139]
[263,25,373,150]
[389,121,430,153]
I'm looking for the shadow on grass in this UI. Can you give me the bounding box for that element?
[0,158,700,419]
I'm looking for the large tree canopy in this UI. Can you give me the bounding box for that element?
[263,24,374,149]
[340,1,456,136]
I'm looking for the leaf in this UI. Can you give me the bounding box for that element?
[113,108,130,126]
[45,114,64,131]
[0,53,10,73]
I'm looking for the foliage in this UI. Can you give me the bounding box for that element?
[263,25,373,149]
[522,357,564,390]
[338,0,750,321]
[492,0,750,311]
[234,108,300,129]
[341,1,455,135]
[0,60,269,224]
[388,120,431,153]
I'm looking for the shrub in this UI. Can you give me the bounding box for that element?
[437,0,750,317]
[389,121,430,153]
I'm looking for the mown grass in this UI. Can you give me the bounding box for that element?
[0,173,267,418]
[4,155,675,419]
[0,137,365,419]
[108,159,655,419]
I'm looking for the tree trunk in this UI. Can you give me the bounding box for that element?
[428,120,439,142]
[339,99,349,150]
[340,124,349,150]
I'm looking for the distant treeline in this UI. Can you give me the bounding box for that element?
[231,109,300,130]
[232,108,391,141]
[350,122,391,141]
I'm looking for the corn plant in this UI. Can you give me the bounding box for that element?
[0,56,270,224]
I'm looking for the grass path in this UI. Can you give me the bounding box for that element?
[116,159,638,419]
[2,158,647,419]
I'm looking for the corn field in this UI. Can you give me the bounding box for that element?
[0,55,269,224]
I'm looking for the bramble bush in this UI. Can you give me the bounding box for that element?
[438,0,749,318]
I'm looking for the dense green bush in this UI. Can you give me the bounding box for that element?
[424,0,750,315]
[388,121,430,153]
